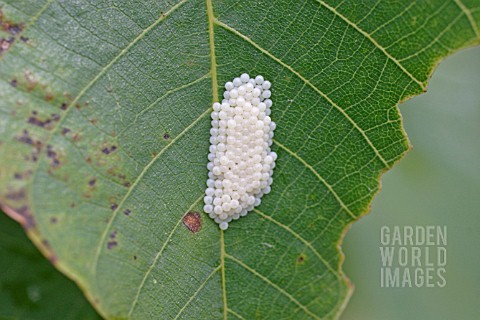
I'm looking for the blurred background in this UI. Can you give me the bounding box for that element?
[343,46,480,320]
[1,47,478,319]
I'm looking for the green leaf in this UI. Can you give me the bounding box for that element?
[0,0,478,319]
[0,211,101,319]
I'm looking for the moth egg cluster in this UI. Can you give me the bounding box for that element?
[204,74,277,230]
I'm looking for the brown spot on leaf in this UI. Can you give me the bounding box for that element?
[163,133,170,140]
[61,127,71,135]
[110,231,117,239]
[16,130,43,162]
[5,188,26,201]
[88,178,96,187]
[102,145,117,155]
[124,209,131,216]
[133,255,137,260]
[0,37,14,53]
[44,92,54,101]
[297,254,307,264]
[20,36,28,43]
[60,103,68,110]
[1,204,36,229]
[111,203,118,210]
[182,212,202,233]
[0,11,24,35]
[27,111,56,129]
[13,172,22,180]
[10,79,17,87]
[107,240,117,249]
[50,217,58,224]
[46,145,60,167]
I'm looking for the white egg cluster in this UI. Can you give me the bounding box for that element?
[204,74,277,230]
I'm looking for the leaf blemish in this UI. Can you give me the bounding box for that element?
[110,203,118,210]
[163,133,170,140]
[297,254,307,264]
[60,103,68,110]
[107,240,117,249]
[124,209,131,216]
[50,217,58,224]
[5,188,26,201]
[27,111,59,129]
[102,145,117,155]
[46,145,60,167]
[0,37,14,54]
[182,212,202,233]
[10,79,17,87]
[0,10,24,35]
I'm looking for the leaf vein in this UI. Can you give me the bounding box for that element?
[273,139,356,219]
[226,253,322,320]
[91,106,210,272]
[312,0,425,89]
[214,19,391,169]
[454,0,480,39]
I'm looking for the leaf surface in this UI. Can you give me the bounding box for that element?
[0,0,479,319]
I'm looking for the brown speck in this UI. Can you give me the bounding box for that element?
[51,113,60,121]
[163,133,170,140]
[182,212,202,233]
[110,230,117,239]
[13,172,22,179]
[70,202,75,208]
[297,254,306,264]
[27,111,55,128]
[0,12,24,35]
[133,255,137,260]
[88,178,96,187]
[124,209,131,216]
[111,203,118,210]
[10,79,17,87]
[50,217,58,224]
[45,92,54,101]
[20,36,28,42]
[102,145,117,155]
[89,118,97,125]
[107,241,117,249]
[46,145,60,167]
[61,127,71,135]
[6,188,26,200]
[123,182,131,187]
[60,103,68,110]
[16,130,33,145]
[4,205,36,229]
[0,37,14,53]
